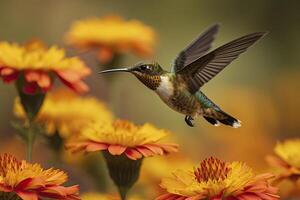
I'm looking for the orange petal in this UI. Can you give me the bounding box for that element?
[0,67,15,75]
[108,144,126,155]
[266,155,290,169]
[22,177,45,190]
[125,148,143,160]
[67,80,89,93]
[85,142,108,152]
[0,183,12,192]
[136,146,155,157]
[25,71,40,82]
[143,144,164,155]
[56,71,89,93]
[15,190,38,200]
[155,193,182,200]
[97,47,114,64]
[160,143,179,153]
[37,72,51,89]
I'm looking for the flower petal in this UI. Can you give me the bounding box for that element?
[56,70,89,93]
[0,67,19,83]
[136,146,155,157]
[15,190,38,200]
[108,144,126,155]
[125,148,143,160]
[86,142,109,152]
[143,144,164,155]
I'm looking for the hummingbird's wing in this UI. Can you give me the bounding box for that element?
[178,32,266,93]
[171,24,219,73]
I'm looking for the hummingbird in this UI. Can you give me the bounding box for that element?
[99,24,266,127]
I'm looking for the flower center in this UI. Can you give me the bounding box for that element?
[194,157,230,183]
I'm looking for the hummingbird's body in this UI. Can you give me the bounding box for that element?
[99,24,266,127]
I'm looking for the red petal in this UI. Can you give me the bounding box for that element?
[23,82,38,94]
[0,67,19,83]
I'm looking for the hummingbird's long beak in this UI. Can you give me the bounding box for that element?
[98,68,131,74]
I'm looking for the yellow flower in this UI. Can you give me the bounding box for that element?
[81,192,142,200]
[267,138,300,183]
[14,88,113,138]
[65,15,156,64]
[67,120,178,200]
[66,120,178,160]
[275,139,300,168]
[156,157,279,200]
[0,154,79,200]
[0,40,90,94]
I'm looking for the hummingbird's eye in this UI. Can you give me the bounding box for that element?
[141,65,152,71]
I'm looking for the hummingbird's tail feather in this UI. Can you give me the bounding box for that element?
[203,116,220,126]
[216,110,241,128]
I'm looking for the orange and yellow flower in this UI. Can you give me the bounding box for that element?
[156,157,279,200]
[0,154,79,200]
[0,40,90,94]
[65,15,156,64]
[267,138,300,182]
[14,89,113,138]
[66,120,178,160]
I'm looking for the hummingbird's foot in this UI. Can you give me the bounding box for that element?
[185,115,194,127]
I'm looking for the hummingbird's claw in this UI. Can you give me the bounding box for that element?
[185,115,194,127]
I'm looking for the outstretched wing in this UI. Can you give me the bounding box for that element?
[178,32,266,93]
[171,24,219,73]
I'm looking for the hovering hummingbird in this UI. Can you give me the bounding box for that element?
[99,24,266,127]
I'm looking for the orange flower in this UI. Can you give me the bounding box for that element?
[65,15,156,64]
[0,40,90,94]
[267,138,300,182]
[14,89,113,138]
[66,120,178,160]
[0,154,79,200]
[156,157,279,200]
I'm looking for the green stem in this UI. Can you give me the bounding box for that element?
[26,126,34,162]
[118,186,128,200]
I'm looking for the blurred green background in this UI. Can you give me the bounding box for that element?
[0,0,300,197]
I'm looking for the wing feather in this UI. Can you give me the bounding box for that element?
[172,24,219,72]
[179,32,266,93]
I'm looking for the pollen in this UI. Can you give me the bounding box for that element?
[194,157,230,183]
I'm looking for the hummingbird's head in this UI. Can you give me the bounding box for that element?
[99,62,165,90]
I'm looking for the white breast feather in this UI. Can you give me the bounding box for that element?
[156,76,174,102]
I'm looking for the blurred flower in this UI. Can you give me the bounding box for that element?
[197,86,279,171]
[81,192,142,200]
[14,88,113,138]
[156,157,279,200]
[67,120,178,200]
[267,138,300,183]
[0,154,79,200]
[65,15,156,64]
[0,40,91,94]
[66,120,178,160]
[140,155,194,199]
